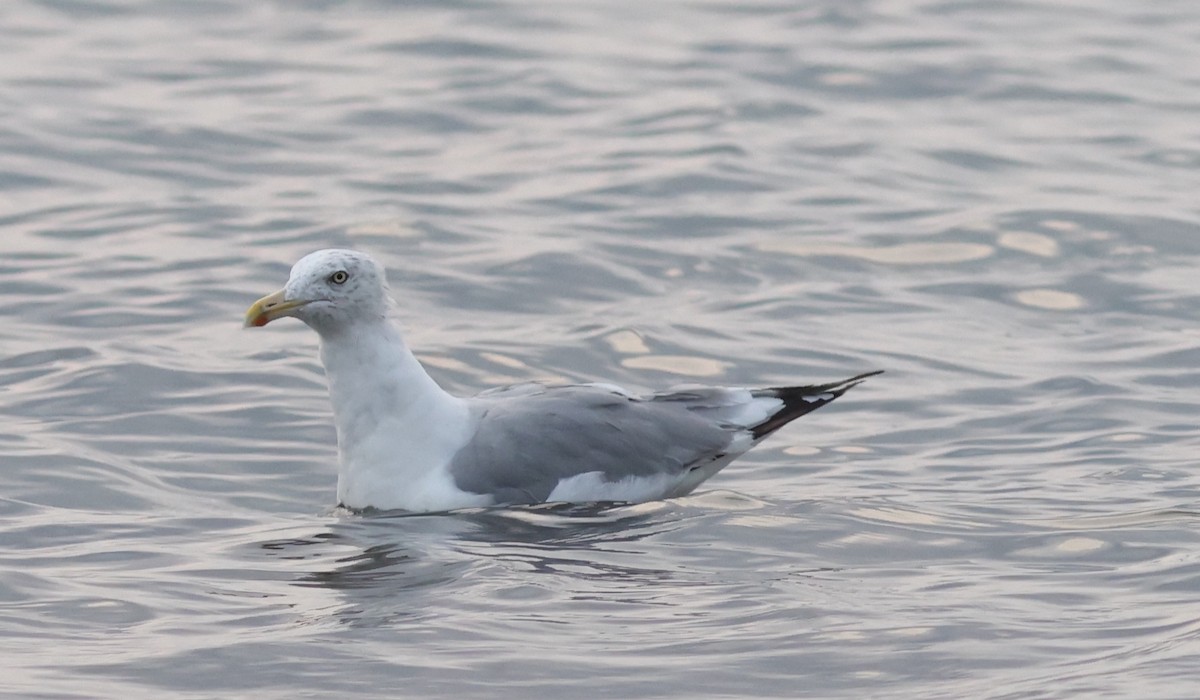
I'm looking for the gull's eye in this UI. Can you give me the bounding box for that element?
[329,270,349,285]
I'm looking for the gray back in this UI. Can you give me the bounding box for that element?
[449,385,735,504]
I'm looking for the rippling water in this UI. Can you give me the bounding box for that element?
[3,1,1199,698]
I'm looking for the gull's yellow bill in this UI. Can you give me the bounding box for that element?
[244,289,310,327]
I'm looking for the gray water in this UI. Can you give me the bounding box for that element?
[2,1,1199,698]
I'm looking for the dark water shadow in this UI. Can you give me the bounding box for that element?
[254,498,720,596]
[247,499,742,628]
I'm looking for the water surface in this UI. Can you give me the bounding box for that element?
[2,1,1199,698]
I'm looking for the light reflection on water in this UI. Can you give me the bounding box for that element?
[2,0,1200,698]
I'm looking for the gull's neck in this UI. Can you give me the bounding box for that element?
[317,317,475,510]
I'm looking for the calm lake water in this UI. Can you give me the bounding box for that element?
[3,1,1199,698]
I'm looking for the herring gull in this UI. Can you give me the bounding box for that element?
[245,249,880,512]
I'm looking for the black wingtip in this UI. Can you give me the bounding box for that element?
[812,369,884,395]
[750,369,882,440]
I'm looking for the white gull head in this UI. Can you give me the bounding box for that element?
[245,248,392,335]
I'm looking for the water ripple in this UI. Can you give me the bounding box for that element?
[2,0,1199,698]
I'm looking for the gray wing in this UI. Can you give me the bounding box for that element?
[448,385,736,504]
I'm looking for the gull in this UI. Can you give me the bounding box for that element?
[245,249,880,512]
